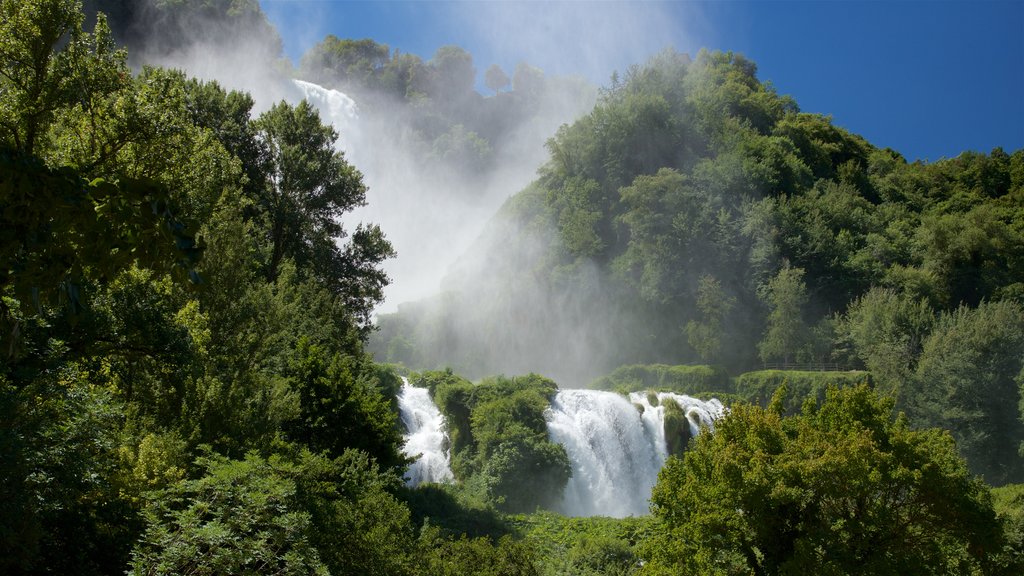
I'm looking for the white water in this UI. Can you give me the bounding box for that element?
[290,79,360,156]
[397,379,454,486]
[547,389,724,517]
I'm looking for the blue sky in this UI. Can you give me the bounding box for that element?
[260,1,1023,162]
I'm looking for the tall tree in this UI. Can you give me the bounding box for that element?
[909,300,1024,485]
[685,274,735,362]
[758,263,809,364]
[251,100,393,327]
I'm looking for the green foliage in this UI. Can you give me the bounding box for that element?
[590,363,732,396]
[0,153,201,344]
[485,63,511,95]
[129,448,418,576]
[402,482,510,540]
[129,451,330,576]
[0,365,141,576]
[992,484,1024,573]
[645,385,1002,575]
[734,369,871,414]
[757,263,810,363]
[418,526,540,576]
[908,300,1024,485]
[509,511,650,576]
[660,398,693,456]
[835,286,935,400]
[0,0,125,153]
[430,372,571,512]
[2,4,406,574]
[300,36,391,89]
[87,0,282,62]
[686,274,736,362]
[283,337,406,470]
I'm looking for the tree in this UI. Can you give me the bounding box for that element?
[909,300,1024,485]
[758,263,809,364]
[254,100,364,280]
[836,287,935,401]
[283,337,406,470]
[0,1,202,359]
[0,0,125,154]
[251,100,394,327]
[644,385,1003,575]
[484,64,510,95]
[129,449,417,576]
[430,45,475,99]
[299,36,390,89]
[685,274,735,362]
[512,62,544,96]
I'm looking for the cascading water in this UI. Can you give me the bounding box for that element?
[547,389,724,517]
[290,79,360,156]
[397,378,454,486]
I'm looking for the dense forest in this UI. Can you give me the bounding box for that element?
[3,1,1023,575]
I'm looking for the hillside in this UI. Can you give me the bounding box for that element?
[372,49,1024,485]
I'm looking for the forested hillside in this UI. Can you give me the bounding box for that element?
[374,48,1024,485]
[3,2,1023,575]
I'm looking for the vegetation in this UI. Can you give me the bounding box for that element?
[377,47,1024,486]
[590,363,731,396]
[416,371,572,513]
[645,385,1006,575]
[734,369,871,414]
[5,2,1023,575]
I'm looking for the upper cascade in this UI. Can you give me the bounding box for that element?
[547,389,723,518]
[290,79,360,154]
[397,378,454,486]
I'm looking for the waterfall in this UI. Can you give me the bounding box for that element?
[547,389,724,517]
[290,79,360,155]
[397,379,454,486]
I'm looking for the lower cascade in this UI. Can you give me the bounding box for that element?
[397,383,723,516]
[397,379,454,486]
[547,389,724,518]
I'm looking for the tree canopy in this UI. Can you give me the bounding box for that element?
[645,385,1004,575]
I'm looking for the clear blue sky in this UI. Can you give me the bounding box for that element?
[261,0,1023,162]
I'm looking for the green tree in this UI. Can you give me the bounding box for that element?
[1,366,140,576]
[130,448,419,576]
[512,62,544,96]
[299,36,391,90]
[417,528,539,576]
[758,264,809,364]
[251,100,394,327]
[485,63,510,95]
[0,0,124,154]
[645,385,1003,575]
[129,451,328,576]
[0,1,202,359]
[284,337,406,470]
[837,287,935,401]
[909,300,1024,485]
[430,45,475,99]
[685,274,735,362]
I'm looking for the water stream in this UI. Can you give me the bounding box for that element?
[397,379,455,486]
